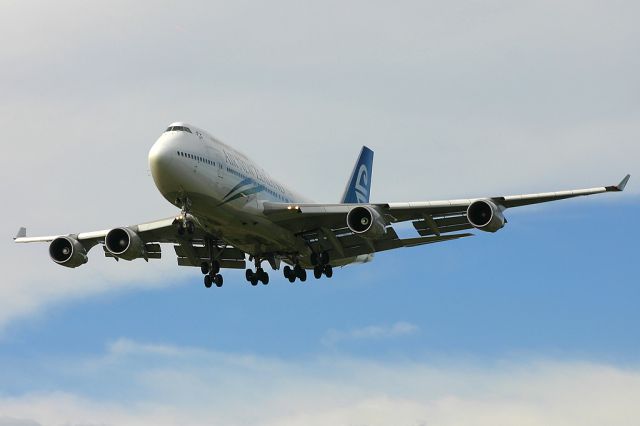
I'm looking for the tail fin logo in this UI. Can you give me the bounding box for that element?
[355,165,369,203]
[340,146,374,204]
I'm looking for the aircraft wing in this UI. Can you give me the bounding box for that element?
[263,175,630,258]
[14,215,247,269]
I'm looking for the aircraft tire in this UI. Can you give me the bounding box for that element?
[313,266,323,279]
[324,265,333,278]
[283,265,292,279]
[298,268,307,282]
[186,221,195,234]
[204,275,213,288]
[246,269,254,282]
[214,274,223,287]
[201,262,210,274]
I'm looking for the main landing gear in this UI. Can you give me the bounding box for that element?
[283,264,307,283]
[245,268,269,286]
[201,260,223,288]
[245,257,269,286]
[311,251,333,280]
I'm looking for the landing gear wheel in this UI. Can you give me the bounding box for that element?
[178,224,185,236]
[319,251,330,265]
[254,268,268,285]
[283,265,292,279]
[324,264,333,278]
[250,277,259,286]
[204,275,213,288]
[313,266,323,279]
[210,260,220,275]
[298,268,307,282]
[288,274,296,283]
[201,262,210,275]
[213,274,223,287]
[186,221,195,234]
[246,269,254,282]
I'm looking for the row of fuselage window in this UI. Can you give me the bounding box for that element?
[177,150,215,166]
[177,150,291,203]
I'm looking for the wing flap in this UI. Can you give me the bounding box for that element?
[177,258,246,269]
[417,224,473,237]
[173,245,245,261]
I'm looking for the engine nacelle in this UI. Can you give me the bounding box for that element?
[105,227,144,261]
[466,199,506,232]
[49,236,88,268]
[346,206,387,239]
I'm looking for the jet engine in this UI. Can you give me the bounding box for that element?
[49,236,88,268]
[346,206,387,239]
[466,199,506,232]
[105,227,144,260]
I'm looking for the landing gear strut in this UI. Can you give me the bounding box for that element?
[201,239,223,288]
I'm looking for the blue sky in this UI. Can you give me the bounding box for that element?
[1,1,639,424]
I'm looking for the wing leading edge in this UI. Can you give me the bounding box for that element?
[264,174,630,258]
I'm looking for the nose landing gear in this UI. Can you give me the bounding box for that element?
[176,196,196,235]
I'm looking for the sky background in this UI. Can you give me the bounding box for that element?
[0,1,639,425]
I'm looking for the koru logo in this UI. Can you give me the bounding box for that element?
[354,164,369,203]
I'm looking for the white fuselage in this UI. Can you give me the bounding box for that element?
[148,122,316,262]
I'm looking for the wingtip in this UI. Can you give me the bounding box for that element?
[618,174,631,191]
[606,174,630,192]
[14,227,26,240]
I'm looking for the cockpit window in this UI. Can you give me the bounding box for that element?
[165,126,192,133]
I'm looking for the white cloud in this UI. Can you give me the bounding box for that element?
[322,321,419,345]
[2,339,640,426]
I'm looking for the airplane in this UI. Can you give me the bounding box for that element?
[14,122,631,288]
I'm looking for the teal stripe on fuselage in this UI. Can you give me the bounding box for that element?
[223,176,254,199]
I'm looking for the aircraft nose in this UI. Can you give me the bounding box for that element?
[148,135,180,193]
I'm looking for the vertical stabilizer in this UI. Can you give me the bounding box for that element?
[341,146,374,204]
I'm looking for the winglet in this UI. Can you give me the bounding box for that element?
[14,227,26,240]
[606,174,631,192]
